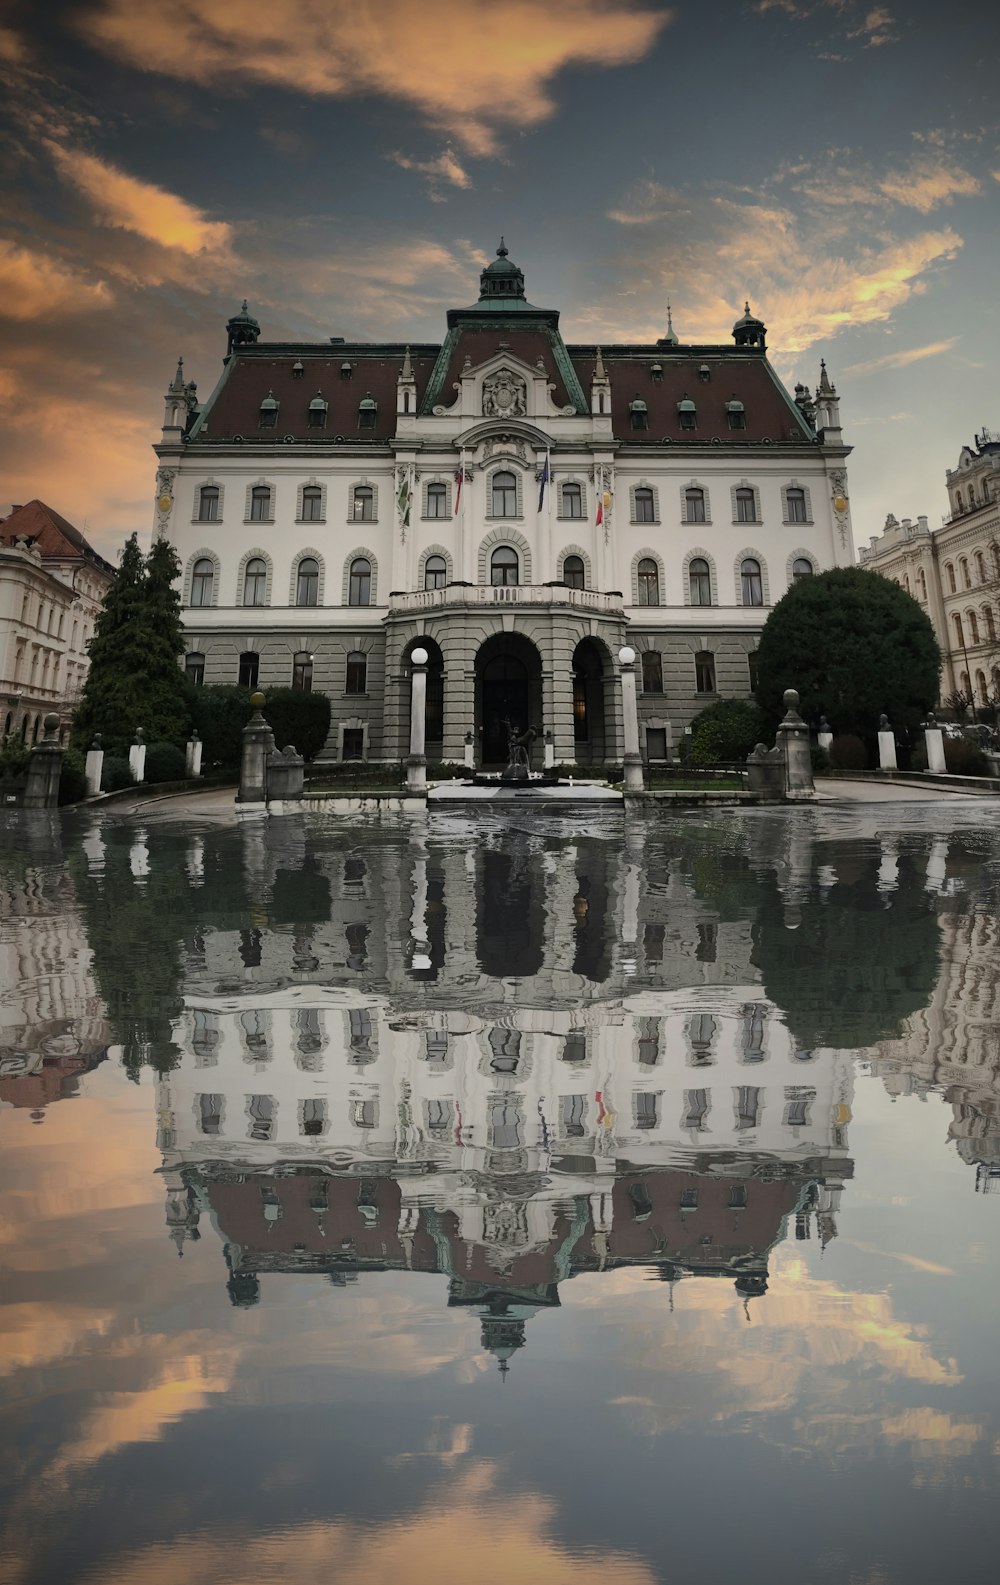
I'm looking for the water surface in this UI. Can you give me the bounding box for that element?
[2,803,999,1584]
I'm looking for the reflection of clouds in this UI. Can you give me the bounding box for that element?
[84,1462,658,1585]
[591,1251,969,1464]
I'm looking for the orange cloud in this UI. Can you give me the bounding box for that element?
[47,143,232,256]
[0,240,112,321]
[388,147,473,200]
[78,0,672,155]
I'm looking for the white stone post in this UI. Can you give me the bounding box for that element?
[128,729,146,783]
[185,732,203,777]
[877,715,897,771]
[817,717,833,755]
[463,730,475,771]
[543,729,555,771]
[924,714,945,773]
[618,646,644,792]
[85,735,104,797]
[407,646,428,795]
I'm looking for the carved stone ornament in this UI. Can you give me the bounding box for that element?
[155,467,176,515]
[481,434,527,464]
[482,368,527,419]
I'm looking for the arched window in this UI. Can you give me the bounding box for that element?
[562,482,583,519]
[190,557,215,607]
[785,487,807,523]
[238,652,259,690]
[349,557,371,606]
[634,487,655,523]
[726,399,746,430]
[917,569,927,600]
[792,557,813,581]
[185,652,205,687]
[492,470,517,517]
[946,561,956,593]
[695,651,716,693]
[424,554,447,590]
[685,488,706,523]
[563,555,585,589]
[250,485,271,522]
[741,557,763,606]
[198,485,219,522]
[976,551,986,582]
[301,486,322,522]
[986,607,996,642]
[292,651,313,692]
[735,487,757,524]
[296,557,319,607]
[243,557,267,607]
[976,669,988,705]
[689,557,711,606]
[969,610,980,643]
[961,557,971,588]
[677,397,696,430]
[352,485,374,521]
[426,482,447,519]
[358,395,377,429]
[307,395,327,429]
[345,651,367,694]
[953,613,964,646]
[637,558,660,606]
[956,491,964,513]
[629,397,649,431]
[490,545,519,586]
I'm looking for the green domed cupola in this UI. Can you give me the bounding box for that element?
[478,238,526,303]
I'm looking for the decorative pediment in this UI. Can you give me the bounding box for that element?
[482,367,527,419]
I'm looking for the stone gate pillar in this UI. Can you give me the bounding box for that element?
[238,693,275,805]
[23,714,64,809]
[618,646,644,792]
[776,689,814,800]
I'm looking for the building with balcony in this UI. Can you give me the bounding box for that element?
[155,244,855,765]
[859,430,1000,708]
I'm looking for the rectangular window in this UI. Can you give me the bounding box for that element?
[342,728,364,761]
[747,651,760,692]
[695,652,716,693]
[785,487,807,523]
[641,650,663,692]
[559,1093,587,1138]
[238,652,260,690]
[646,726,668,761]
[185,653,205,687]
[683,1089,709,1131]
[249,487,271,522]
[198,486,219,522]
[198,1093,223,1135]
[345,651,367,694]
[735,488,757,523]
[633,1091,659,1130]
[735,1085,761,1129]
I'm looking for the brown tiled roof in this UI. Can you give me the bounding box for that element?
[570,350,812,444]
[433,326,573,412]
[195,349,439,443]
[0,500,115,574]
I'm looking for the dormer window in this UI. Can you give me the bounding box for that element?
[292,361,304,379]
[340,361,353,379]
[698,363,711,382]
[258,391,279,428]
[629,397,649,432]
[650,363,663,383]
[308,393,328,429]
[726,398,746,431]
[677,397,697,431]
[358,394,377,430]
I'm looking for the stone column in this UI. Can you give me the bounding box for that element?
[185,732,203,778]
[128,729,146,783]
[877,714,897,771]
[618,646,644,792]
[23,714,64,809]
[407,647,428,795]
[924,714,945,773]
[776,689,814,800]
[85,735,104,797]
[237,692,275,805]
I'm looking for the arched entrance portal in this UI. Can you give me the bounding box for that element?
[572,638,608,767]
[475,633,543,765]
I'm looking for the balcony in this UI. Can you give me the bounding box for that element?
[388,583,625,616]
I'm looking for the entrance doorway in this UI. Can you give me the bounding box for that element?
[475,634,543,765]
[571,638,608,766]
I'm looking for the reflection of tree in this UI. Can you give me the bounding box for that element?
[754,848,940,1050]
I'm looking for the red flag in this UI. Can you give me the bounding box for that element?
[454,468,463,512]
[596,497,603,527]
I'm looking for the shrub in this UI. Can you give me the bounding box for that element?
[810,743,830,775]
[101,754,134,792]
[425,761,470,780]
[829,734,867,770]
[944,736,988,777]
[263,689,332,762]
[144,741,187,784]
[187,685,252,774]
[59,748,88,805]
[0,735,30,777]
[689,697,765,765]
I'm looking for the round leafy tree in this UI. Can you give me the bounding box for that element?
[754,566,940,740]
[689,697,765,764]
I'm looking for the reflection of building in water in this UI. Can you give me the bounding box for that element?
[0,850,111,1118]
[156,988,853,1369]
[870,879,1000,1194]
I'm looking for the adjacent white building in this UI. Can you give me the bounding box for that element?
[155,244,855,765]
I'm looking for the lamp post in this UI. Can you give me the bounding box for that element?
[407,646,429,795]
[618,645,644,792]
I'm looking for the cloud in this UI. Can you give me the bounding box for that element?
[0,240,113,320]
[46,143,232,256]
[388,147,473,201]
[751,0,898,48]
[847,4,897,45]
[603,181,962,355]
[878,158,980,214]
[78,0,673,155]
[787,153,981,215]
[843,339,958,378]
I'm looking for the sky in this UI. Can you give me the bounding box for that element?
[1,0,999,562]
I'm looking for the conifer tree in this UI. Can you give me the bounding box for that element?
[72,534,190,754]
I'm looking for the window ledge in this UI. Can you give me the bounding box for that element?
[192,517,222,526]
[631,519,660,527]
[783,518,813,527]
[297,517,327,526]
[348,519,378,527]
[244,518,275,526]
[342,693,370,700]
[421,515,453,523]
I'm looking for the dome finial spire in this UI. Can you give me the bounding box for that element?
[497,235,508,258]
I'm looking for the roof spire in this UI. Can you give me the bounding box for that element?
[662,302,679,346]
[170,356,185,391]
[400,344,413,380]
[594,346,607,381]
[818,358,834,394]
[497,235,508,258]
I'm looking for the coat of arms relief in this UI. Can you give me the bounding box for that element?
[482,368,527,418]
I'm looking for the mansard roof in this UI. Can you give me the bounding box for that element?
[0,499,115,575]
